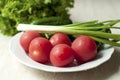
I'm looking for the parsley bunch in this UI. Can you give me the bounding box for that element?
[0,0,74,36]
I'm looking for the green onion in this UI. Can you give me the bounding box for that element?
[17,20,120,47]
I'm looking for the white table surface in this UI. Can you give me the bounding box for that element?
[0,0,120,80]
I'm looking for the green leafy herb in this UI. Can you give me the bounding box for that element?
[0,0,74,36]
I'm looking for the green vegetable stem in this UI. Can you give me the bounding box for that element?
[17,20,120,47]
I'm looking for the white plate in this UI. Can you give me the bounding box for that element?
[9,32,114,72]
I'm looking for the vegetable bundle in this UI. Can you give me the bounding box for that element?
[0,0,74,36]
[17,20,120,47]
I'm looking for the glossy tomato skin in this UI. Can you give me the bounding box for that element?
[29,37,53,63]
[20,31,40,52]
[71,36,97,64]
[49,32,71,46]
[50,44,74,67]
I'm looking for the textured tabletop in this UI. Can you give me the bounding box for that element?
[0,0,120,80]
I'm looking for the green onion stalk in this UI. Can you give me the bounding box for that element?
[17,20,120,47]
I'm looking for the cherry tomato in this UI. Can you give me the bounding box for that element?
[20,31,40,52]
[50,44,74,67]
[29,37,53,63]
[71,36,97,64]
[49,32,71,46]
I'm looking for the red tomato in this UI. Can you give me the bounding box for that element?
[20,31,40,52]
[71,36,97,64]
[49,32,71,46]
[29,37,53,63]
[50,44,74,67]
